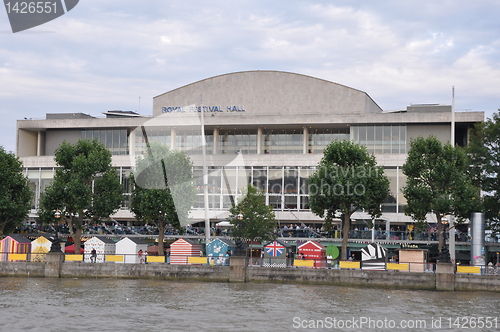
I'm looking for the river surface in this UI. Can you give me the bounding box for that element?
[0,277,499,332]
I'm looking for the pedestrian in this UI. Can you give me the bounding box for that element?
[138,249,144,264]
[327,254,332,269]
[90,248,97,263]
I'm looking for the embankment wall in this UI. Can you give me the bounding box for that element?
[2,261,500,292]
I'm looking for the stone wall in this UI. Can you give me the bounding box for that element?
[247,267,436,290]
[1,261,500,292]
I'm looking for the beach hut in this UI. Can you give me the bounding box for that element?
[206,238,235,266]
[115,237,149,264]
[398,249,428,272]
[361,243,387,270]
[297,240,326,268]
[84,236,116,263]
[262,240,292,268]
[31,236,53,262]
[170,238,201,265]
[0,235,31,262]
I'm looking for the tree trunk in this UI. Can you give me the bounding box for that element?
[158,218,165,256]
[437,213,444,252]
[67,216,76,251]
[341,213,351,260]
[74,227,83,255]
[69,214,83,255]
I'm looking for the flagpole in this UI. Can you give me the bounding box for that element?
[200,97,211,244]
[449,86,456,264]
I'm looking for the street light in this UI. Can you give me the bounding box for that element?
[50,210,62,253]
[235,211,245,256]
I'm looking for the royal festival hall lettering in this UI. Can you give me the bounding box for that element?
[162,106,246,113]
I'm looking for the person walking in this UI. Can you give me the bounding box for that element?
[138,249,144,264]
[90,248,97,263]
[326,254,333,269]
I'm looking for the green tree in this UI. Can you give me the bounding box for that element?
[228,184,276,242]
[403,136,479,252]
[131,143,197,255]
[227,185,276,252]
[468,111,500,235]
[0,147,32,234]
[38,140,123,251]
[308,140,389,260]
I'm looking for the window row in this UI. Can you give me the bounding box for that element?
[24,166,407,213]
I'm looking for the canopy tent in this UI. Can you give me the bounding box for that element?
[65,244,84,254]
[216,221,234,227]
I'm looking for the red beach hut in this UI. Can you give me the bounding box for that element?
[169,238,201,265]
[297,240,326,268]
[0,235,31,261]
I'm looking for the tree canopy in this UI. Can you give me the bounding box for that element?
[468,111,500,234]
[131,143,197,255]
[308,140,389,260]
[38,140,123,251]
[403,136,479,252]
[227,184,277,248]
[0,147,32,234]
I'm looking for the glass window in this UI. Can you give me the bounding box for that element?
[299,167,315,194]
[299,196,310,210]
[262,129,302,154]
[221,168,237,195]
[398,168,407,213]
[351,125,406,155]
[283,195,298,210]
[268,167,283,193]
[219,129,257,154]
[269,195,282,210]
[382,168,397,213]
[283,168,298,194]
[252,168,267,192]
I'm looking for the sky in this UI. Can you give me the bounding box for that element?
[1,0,499,153]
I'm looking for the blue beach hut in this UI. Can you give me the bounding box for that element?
[206,238,235,266]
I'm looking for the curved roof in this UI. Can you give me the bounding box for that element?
[153,70,382,117]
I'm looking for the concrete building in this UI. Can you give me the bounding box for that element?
[16,70,483,229]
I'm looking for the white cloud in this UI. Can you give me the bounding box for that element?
[1,0,499,152]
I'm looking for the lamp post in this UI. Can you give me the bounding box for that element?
[50,210,62,253]
[234,212,245,256]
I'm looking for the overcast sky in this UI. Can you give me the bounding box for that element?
[1,0,499,153]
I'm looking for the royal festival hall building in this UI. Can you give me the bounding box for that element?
[16,71,483,232]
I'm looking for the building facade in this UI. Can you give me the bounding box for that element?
[16,71,483,229]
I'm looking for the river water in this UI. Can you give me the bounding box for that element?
[0,277,499,332]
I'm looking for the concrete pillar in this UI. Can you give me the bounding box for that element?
[229,256,247,282]
[213,127,219,154]
[471,212,485,265]
[129,129,136,156]
[257,127,263,154]
[171,128,177,150]
[303,127,308,154]
[435,263,455,291]
[37,131,42,156]
[45,252,65,278]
